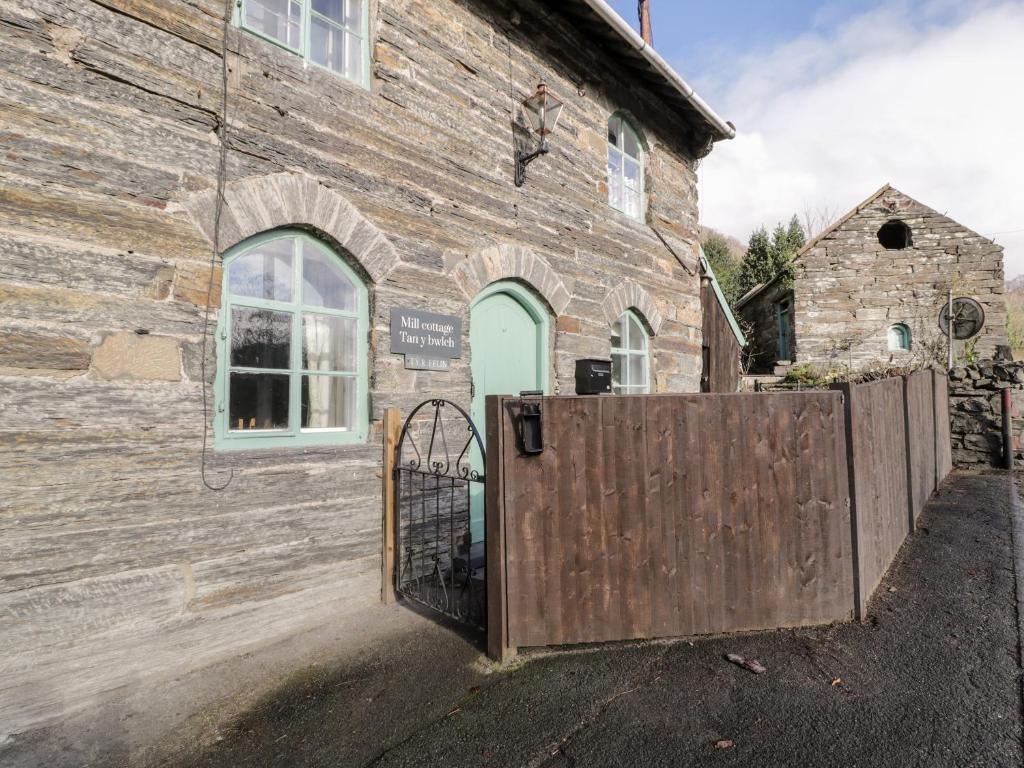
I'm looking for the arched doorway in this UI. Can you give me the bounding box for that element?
[469,281,550,536]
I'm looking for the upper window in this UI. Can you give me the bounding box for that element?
[238,0,368,87]
[611,311,650,394]
[607,115,644,220]
[217,231,369,450]
[877,219,912,250]
[888,323,912,352]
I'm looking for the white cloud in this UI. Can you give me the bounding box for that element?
[698,1,1024,277]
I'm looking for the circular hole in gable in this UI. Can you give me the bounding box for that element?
[878,220,912,250]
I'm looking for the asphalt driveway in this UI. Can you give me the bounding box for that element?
[155,471,1023,768]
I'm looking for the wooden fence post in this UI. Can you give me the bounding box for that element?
[381,407,401,604]
[833,382,865,622]
[902,375,917,534]
[485,395,514,663]
[932,369,940,490]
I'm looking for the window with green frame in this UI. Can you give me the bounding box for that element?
[216,230,369,450]
[611,310,650,395]
[237,0,369,87]
[607,114,644,221]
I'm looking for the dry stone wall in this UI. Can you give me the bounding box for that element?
[948,361,1024,467]
[0,0,713,736]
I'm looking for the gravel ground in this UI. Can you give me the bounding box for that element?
[157,471,1023,768]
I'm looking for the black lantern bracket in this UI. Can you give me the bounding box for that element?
[515,139,550,187]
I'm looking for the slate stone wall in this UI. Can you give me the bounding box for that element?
[795,188,1006,369]
[0,0,712,733]
[948,361,1024,467]
[742,188,1007,375]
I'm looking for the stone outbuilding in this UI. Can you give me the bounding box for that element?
[736,185,1007,374]
[0,0,735,740]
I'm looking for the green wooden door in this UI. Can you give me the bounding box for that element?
[469,283,548,538]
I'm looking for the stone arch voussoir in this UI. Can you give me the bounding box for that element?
[451,243,571,316]
[601,281,664,336]
[176,172,400,284]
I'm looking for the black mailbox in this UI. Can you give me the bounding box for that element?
[575,358,612,395]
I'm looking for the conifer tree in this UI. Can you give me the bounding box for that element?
[736,216,807,296]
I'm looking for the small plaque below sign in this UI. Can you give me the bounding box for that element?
[405,355,451,371]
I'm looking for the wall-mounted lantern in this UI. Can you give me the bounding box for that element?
[514,391,545,455]
[515,82,564,187]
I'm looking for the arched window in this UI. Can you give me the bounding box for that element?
[888,323,912,352]
[607,114,644,220]
[611,310,650,394]
[216,230,369,449]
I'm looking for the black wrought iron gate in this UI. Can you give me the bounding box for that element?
[394,400,486,630]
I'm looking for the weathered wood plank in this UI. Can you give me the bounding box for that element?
[381,407,401,604]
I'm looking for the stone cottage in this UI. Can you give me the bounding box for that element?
[0,0,734,739]
[736,185,1007,374]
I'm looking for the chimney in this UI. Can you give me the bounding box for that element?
[638,0,653,45]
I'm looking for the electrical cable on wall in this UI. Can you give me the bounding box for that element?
[505,32,521,227]
[199,0,237,491]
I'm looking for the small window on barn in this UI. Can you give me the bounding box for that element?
[217,230,369,450]
[607,114,644,221]
[611,310,650,394]
[877,220,912,250]
[888,323,912,352]
[239,0,369,87]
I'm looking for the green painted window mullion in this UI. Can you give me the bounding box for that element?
[299,369,357,377]
[216,304,227,439]
[359,0,370,88]
[229,365,291,375]
[301,306,359,320]
[301,0,310,60]
[289,235,304,433]
[227,296,297,313]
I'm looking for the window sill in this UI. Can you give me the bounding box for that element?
[211,437,374,461]
[606,204,646,226]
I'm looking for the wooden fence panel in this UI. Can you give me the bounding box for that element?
[488,392,854,655]
[933,371,953,482]
[836,377,909,619]
[904,371,936,528]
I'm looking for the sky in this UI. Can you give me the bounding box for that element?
[608,0,1024,277]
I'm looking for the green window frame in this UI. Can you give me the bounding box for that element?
[611,310,650,395]
[607,113,645,221]
[215,230,369,451]
[776,298,793,361]
[235,0,370,89]
[888,323,912,352]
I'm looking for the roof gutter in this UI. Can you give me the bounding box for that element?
[579,0,736,141]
